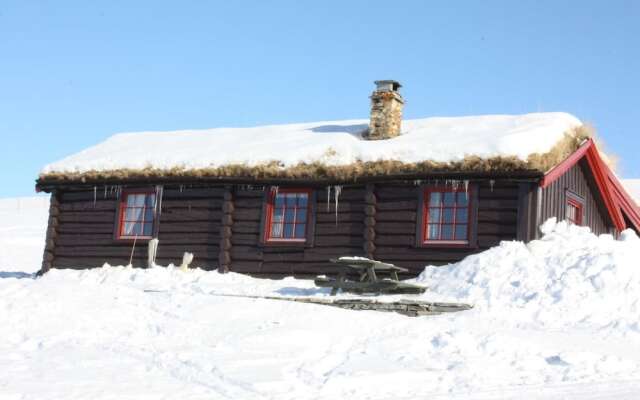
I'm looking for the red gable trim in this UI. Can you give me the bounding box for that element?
[540,138,640,232]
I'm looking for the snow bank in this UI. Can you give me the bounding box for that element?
[417,219,640,332]
[41,112,581,174]
[0,196,49,273]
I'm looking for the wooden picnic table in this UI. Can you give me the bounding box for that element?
[314,257,426,296]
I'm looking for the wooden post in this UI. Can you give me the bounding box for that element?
[218,186,234,273]
[38,192,60,276]
[363,183,376,259]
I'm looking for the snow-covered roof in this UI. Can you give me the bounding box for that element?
[40,112,583,182]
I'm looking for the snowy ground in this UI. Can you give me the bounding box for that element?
[1,197,640,399]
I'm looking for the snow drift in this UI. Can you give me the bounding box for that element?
[418,219,640,332]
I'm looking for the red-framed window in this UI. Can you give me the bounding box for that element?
[566,197,583,226]
[264,188,311,242]
[117,190,156,239]
[422,187,472,244]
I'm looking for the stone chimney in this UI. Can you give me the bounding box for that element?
[366,80,404,140]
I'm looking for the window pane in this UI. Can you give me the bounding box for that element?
[284,208,295,224]
[143,223,154,236]
[427,224,439,239]
[428,208,441,223]
[271,223,283,238]
[429,192,441,206]
[457,192,469,206]
[124,221,143,236]
[456,208,468,223]
[443,208,454,223]
[274,194,285,208]
[441,225,454,240]
[132,194,146,206]
[272,208,284,223]
[294,223,306,238]
[297,209,307,223]
[297,193,308,208]
[125,207,142,221]
[284,224,294,238]
[145,194,156,208]
[455,224,468,240]
[285,194,297,207]
[443,192,456,206]
[145,209,155,223]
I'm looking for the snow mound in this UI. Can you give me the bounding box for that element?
[41,112,581,174]
[417,219,640,331]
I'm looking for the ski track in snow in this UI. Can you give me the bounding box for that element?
[1,197,640,399]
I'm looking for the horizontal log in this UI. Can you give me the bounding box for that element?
[163,187,226,198]
[375,210,417,222]
[374,235,415,246]
[160,198,223,209]
[58,211,115,224]
[59,200,117,211]
[231,233,260,246]
[160,209,222,222]
[262,252,304,263]
[55,244,218,258]
[58,223,115,234]
[478,236,513,248]
[478,187,519,199]
[477,223,517,235]
[230,260,262,273]
[315,212,363,223]
[375,186,418,200]
[233,198,264,209]
[231,246,263,261]
[303,247,365,262]
[60,191,118,202]
[479,199,519,210]
[375,221,416,234]
[158,221,221,233]
[233,208,262,221]
[316,202,365,213]
[375,200,418,211]
[477,210,518,224]
[315,222,364,236]
[234,189,266,199]
[314,235,363,247]
[233,221,260,234]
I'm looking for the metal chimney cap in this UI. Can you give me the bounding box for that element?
[374,80,402,92]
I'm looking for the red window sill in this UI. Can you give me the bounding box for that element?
[421,240,476,249]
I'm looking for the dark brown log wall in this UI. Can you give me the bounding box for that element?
[47,180,525,277]
[51,186,223,270]
[539,159,613,236]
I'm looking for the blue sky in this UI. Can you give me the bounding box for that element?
[0,0,638,197]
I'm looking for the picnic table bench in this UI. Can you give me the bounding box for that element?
[314,256,427,295]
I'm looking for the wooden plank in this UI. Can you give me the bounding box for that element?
[233,198,264,209]
[232,221,261,234]
[477,210,518,224]
[315,212,364,223]
[157,221,221,233]
[479,199,519,210]
[476,223,517,235]
[231,233,260,246]
[232,208,262,221]
[57,223,115,234]
[160,198,223,209]
[163,187,226,198]
[375,186,417,200]
[55,244,217,258]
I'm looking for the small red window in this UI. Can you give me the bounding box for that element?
[264,189,311,242]
[117,191,156,239]
[566,197,583,225]
[422,187,471,244]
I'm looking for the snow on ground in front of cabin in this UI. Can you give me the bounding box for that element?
[41,112,581,175]
[2,199,640,399]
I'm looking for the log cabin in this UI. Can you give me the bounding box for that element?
[36,80,640,277]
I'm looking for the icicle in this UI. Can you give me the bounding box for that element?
[464,179,470,194]
[326,186,331,212]
[334,185,342,226]
[155,185,164,216]
[489,179,495,192]
[103,186,107,199]
[179,184,184,193]
[93,186,97,207]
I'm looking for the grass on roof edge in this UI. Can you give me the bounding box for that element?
[38,125,592,184]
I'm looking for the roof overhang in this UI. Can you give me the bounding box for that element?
[541,138,640,232]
